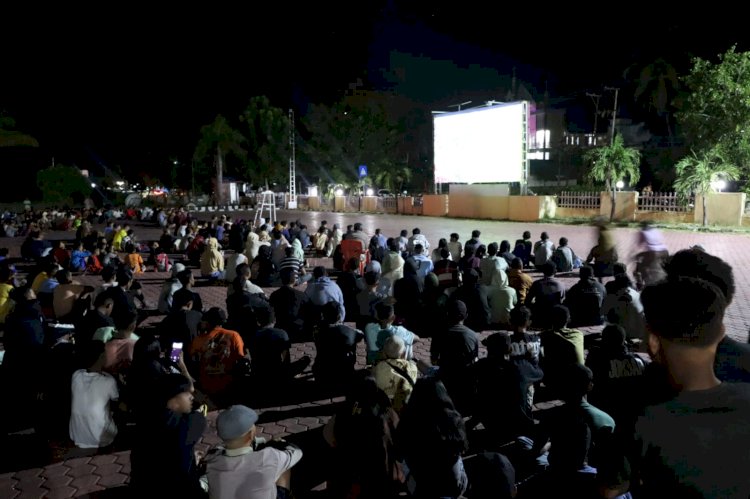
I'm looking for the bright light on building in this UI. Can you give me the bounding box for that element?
[116,180,124,186]
[90,183,96,188]
[335,188,344,196]
[366,188,374,196]
[535,129,550,149]
[616,181,625,189]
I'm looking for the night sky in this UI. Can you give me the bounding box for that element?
[2,3,748,180]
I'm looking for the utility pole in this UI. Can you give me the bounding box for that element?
[586,92,602,140]
[288,108,297,209]
[604,86,619,145]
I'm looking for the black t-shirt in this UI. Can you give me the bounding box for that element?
[131,408,207,498]
[315,324,363,372]
[159,309,203,349]
[431,323,479,373]
[270,286,306,328]
[636,383,750,498]
[251,327,291,375]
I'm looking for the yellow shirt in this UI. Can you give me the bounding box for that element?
[31,272,49,293]
[112,229,127,251]
[0,282,14,323]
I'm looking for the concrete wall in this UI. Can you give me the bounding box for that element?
[555,207,601,219]
[508,196,555,222]
[448,184,511,219]
[423,195,449,216]
[398,197,416,215]
[694,192,747,226]
[361,196,377,213]
[635,211,693,224]
[334,196,346,212]
[600,191,638,221]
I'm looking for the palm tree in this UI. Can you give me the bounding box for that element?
[632,58,680,146]
[584,134,642,221]
[374,165,412,193]
[674,145,740,226]
[193,115,245,204]
[0,113,38,147]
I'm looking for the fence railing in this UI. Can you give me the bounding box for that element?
[556,191,601,209]
[637,192,693,212]
[377,197,398,212]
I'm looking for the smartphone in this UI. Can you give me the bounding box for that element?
[170,342,183,363]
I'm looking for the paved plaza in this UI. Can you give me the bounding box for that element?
[1,209,749,498]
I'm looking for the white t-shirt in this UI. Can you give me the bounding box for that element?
[207,444,303,499]
[69,369,119,448]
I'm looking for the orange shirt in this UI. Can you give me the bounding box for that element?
[127,253,144,273]
[190,326,245,396]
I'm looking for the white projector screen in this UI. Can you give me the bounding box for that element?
[433,101,526,184]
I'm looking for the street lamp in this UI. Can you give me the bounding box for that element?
[712,179,726,192]
[366,188,374,196]
[335,188,344,196]
[90,182,97,188]
[615,180,625,190]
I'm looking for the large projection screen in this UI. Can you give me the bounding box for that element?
[433,101,527,184]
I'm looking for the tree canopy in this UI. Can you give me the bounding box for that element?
[37,165,92,205]
[677,46,750,171]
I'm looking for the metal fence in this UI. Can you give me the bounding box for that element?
[638,192,693,212]
[377,197,398,212]
[556,191,601,209]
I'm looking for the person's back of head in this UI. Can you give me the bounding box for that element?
[375,302,395,324]
[382,334,406,360]
[440,248,450,260]
[173,288,195,310]
[487,242,498,256]
[202,307,227,329]
[475,244,486,258]
[279,267,297,286]
[602,324,628,354]
[400,229,408,237]
[57,269,72,285]
[114,309,138,334]
[551,305,571,330]
[413,243,424,255]
[320,301,340,325]
[81,340,105,370]
[464,452,517,499]
[387,238,399,252]
[364,270,379,287]
[510,257,523,270]
[510,305,532,331]
[412,227,420,235]
[559,237,568,247]
[313,266,326,279]
[579,265,594,281]
[354,223,363,232]
[540,231,549,241]
[665,248,735,304]
[472,230,481,239]
[612,262,628,276]
[255,304,275,328]
[522,230,531,240]
[499,240,510,253]
[450,233,460,242]
[560,363,593,403]
[482,333,511,358]
[177,269,193,287]
[284,246,294,257]
[447,299,468,325]
[641,277,727,349]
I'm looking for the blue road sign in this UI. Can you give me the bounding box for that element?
[358,165,368,178]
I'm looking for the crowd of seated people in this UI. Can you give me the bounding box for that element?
[2,210,750,498]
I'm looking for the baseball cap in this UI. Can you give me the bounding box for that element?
[217,405,259,441]
[364,260,381,274]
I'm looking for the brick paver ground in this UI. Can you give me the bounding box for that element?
[1,208,749,498]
